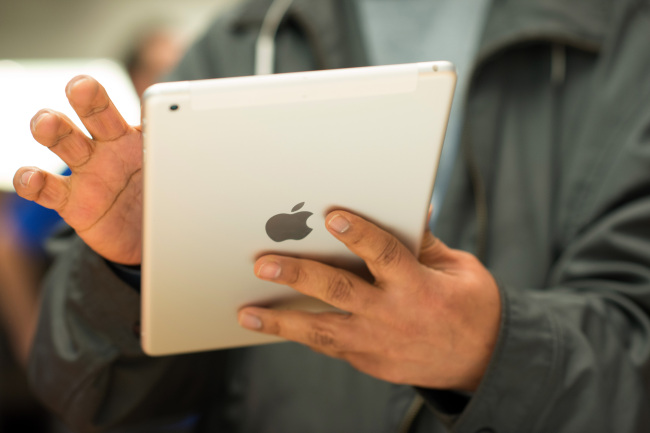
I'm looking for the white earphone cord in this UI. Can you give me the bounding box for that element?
[254,0,295,75]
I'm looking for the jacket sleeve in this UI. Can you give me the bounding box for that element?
[423,187,650,433]
[452,201,650,433]
[28,228,226,433]
[428,51,650,433]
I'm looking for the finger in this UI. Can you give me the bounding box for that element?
[65,75,130,142]
[418,230,457,269]
[31,109,94,169]
[325,211,421,285]
[13,167,70,212]
[238,307,357,355]
[254,255,378,314]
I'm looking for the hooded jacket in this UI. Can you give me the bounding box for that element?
[28,0,650,432]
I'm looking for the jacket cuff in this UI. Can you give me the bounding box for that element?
[416,387,470,428]
[106,261,142,292]
[445,284,560,432]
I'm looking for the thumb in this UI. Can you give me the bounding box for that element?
[418,230,456,267]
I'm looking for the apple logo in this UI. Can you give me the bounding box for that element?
[265,202,313,242]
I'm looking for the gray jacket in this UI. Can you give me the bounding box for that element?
[29,0,650,432]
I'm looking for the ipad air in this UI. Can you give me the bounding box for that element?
[141,61,456,355]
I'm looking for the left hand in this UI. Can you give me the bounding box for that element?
[238,211,501,392]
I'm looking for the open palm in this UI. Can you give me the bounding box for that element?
[14,76,143,265]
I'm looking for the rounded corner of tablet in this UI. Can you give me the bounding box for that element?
[143,81,190,103]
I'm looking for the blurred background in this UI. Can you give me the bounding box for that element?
[0,0,231,60]
[0,0,237,431]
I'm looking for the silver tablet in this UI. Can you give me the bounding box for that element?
[141,61,456,355]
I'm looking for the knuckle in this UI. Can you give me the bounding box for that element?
[263,318,282,336]
[347,230,365,247]
[308,325,338,349]
[326,274,354,303]
[81,101,110,118]
[375,237,402,268]
[286,263,308,286]
[47,127,74,149]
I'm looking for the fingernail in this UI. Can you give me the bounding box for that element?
[66,76,87,97]
[21,171,35,187]
[31,112,49,132]
[258,262,281,279]
[328,214,350,233]
[239,313,262,330]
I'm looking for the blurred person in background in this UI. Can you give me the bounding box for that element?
[126,28,185,99]
[11,0,650,432]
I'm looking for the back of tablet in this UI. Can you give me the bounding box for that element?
[142,62,456,355]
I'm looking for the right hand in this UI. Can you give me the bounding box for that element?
[14,75,143,265]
